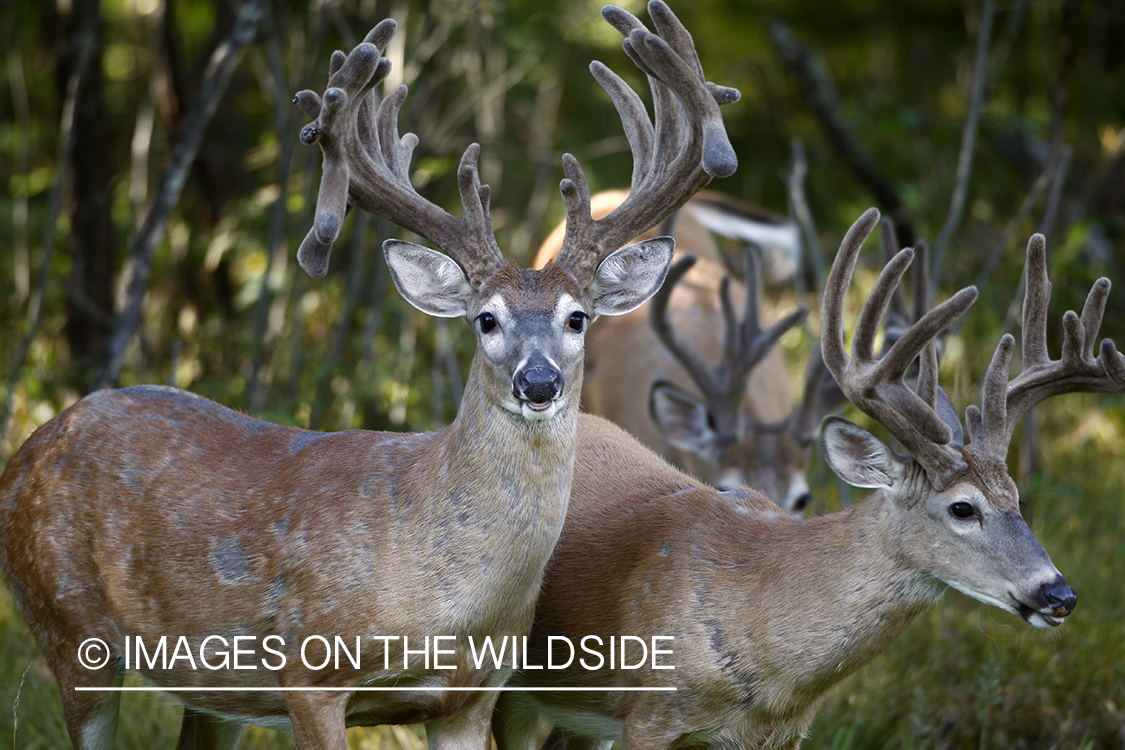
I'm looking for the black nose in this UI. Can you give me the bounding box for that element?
[515,364,562,404]
[1040,578,1077,617]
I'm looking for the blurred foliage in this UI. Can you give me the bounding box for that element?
[0,0,1123,746]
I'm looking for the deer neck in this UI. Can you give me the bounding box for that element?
[441,352,580,494]
[416,353,578,620]
[745,494,943,700]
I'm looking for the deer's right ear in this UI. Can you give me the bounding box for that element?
[587,237,675,317]
[821,416,908,490]
[384,239,474,318]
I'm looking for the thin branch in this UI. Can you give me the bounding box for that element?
[983,0,1029,92]
[930,0,995,282]
[786,138,824,303]
[93,0,265,390]
[128,98,156,238]
[8,48,31,305]
[1038,145,1072,239]
[310,213,370,430]
[768,18,915,249]
[246,11,307,414]
[974,144,1068,295]
[0,23,95,448]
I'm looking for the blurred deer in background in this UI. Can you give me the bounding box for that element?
[536,192,833,514]
[0,3,739,748]
[493,208,1124,750]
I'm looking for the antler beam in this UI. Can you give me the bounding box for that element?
[555,1,740,286]
[967,233,1125,457]
[822,208,978,485]
[294,21,503,282]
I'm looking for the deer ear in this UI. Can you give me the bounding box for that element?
[384,240,473,318]
[821,416,908,490]
[650,381,714,452]
[935,386,964,445]
[588,237,675,316]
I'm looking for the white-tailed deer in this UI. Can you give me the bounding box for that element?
[492,208,1124,750]
[0,4,738,748]
[535,193,828,513]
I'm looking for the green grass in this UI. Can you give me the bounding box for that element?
[1,398,1122,748]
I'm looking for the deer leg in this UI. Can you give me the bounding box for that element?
[492,693,555,750]
[427,696,498,750]
[544,728,613,750]
[176,706,245,750]
[284,690,349,749]
[57,662,124,750]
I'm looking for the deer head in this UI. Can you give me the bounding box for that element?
[291,4,740,423]
[647,245,837,513]
[822,208,1125,627]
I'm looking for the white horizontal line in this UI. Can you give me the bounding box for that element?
[75,686,676,693]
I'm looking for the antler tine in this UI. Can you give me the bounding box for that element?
[651,247,806,435]
[650,256,722,407]
[969,233,1125,458]
[822,209,879,377]
[879,218,910,340]
[722,246,807,407]
[555,1,739,287]
[822,209,978,483]
[295,20,505,284]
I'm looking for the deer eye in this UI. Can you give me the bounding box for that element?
[567,312,587,333]
[949,501,976,519]
[477,312,498,334]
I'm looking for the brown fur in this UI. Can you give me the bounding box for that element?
[492,414,1068,750]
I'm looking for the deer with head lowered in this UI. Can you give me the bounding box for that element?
[535,192,830,514]
[0,3,738,748]
[492,208,1124,750]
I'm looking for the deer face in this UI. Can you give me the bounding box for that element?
[649,384,814,515]
[822,417,1077,630]
[470,263,589,421]
[386,238,675,423]
[913,450,1077,629]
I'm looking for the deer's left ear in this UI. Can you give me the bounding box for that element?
[587,238,675,317]
[821,416,908,490]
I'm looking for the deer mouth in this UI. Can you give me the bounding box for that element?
[523,398,554,412]
[514,393,562,421]
[1014,597,1075,629]
[1019,607,1065,628]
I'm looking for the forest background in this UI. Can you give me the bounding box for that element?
[0,0,1123,747]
